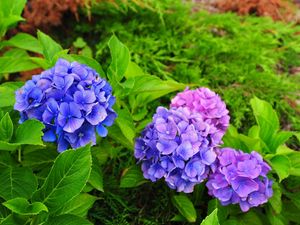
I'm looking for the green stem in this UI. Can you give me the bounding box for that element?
[18,147,22,162]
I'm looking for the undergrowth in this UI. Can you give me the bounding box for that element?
[54,1,300,132]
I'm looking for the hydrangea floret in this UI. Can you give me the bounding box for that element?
[206,147,273,212]
[135,106,220,193]
[14,59,117,152]
[171,87,230,144]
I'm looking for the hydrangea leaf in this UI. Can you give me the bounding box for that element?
[0,33,43,54]
[270,155,291,182]
[15,119,45,146]
[0,166,37,200]
[0,113,13,142]
[200,209,220,225]
[0,56,39,75]
[250,97,279,152]
[269,182,282,214]
[37,30,63,64]
[32,145,92,212]
[120,165,147,188]
[107,35,130,83]
[52,193,97,217]
[172,195,197,223]
[115,107,135,145]
[88,157,104,192]
[0,82,23,108]
[45,214,92,225]
[3,198,48,216]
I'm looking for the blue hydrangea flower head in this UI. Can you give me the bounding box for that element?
[206,148,273,212]
[14,59,117,152]
[135,106,219,193]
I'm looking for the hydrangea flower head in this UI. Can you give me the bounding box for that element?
[170,87,230,143]
[135,106,219,193]
[15,59,117,152]
[206,148,273,212]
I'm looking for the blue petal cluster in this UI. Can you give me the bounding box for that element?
[14,59,116,152]
[135,106,218,193]
[206,148,273,212]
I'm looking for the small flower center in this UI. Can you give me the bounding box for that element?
[78,132,84,137]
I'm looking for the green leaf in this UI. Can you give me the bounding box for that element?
[73,37,86,48]
[37,30,63,63]
[124,61,145,79]
[250,97,279,152]
[45,214,92,225]
[207,199,228,223]
[0,56,40,74]
[22,148,58,169]
[53,194,97,217]
[107,35,130,82]
[0,82,23,108]
[125,75,185,95]
[276,145,300,177]
[32,145,92,212]
[0,213,27,225]
[172,195,197,223]
[270,155,291,182]
[238,211,263,225]
[3,198,48,216]
[88,158,104,192]
[268,182,282,214]
[0,0,26,17]
[0,142,19,151]
[115,107,135,145]
[200,209,220,225]
[15,119,45,146]
[269,131,294,152]
[0,166,37,200]
[0,33,42,54]
[0,113,13,142]
[120,165,147,188]
[222,125,247,150]
[108,125,133,150]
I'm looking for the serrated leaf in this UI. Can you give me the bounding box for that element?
[0,33,42,54]
[15,119,45,146]
[53,193,97,217]
[32,145,92,212]
[250,97,279,152]
[200,209,220,225]
[107,35,130,82]
[45,214,92,225]
[115,107,135,145]
[268,182,282,214]
[172,195,197,223]
[0,82,23,108]
[88,159,103,192]
[0,113,13,142]
[0,56,39,74]
[238,211,263,225]
[270,155,290,182]
[3,198,48,216]
[269,131,294,152]
[0,166,37,200]
[120,165,147,188]
[37,30,63,63]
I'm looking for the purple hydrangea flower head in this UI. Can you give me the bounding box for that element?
[14,58,117,152]
[206,148,273,212]
[135,106,219,193]
[170,87,230,144]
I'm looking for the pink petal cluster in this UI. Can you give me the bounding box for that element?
[171,87,230,144]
